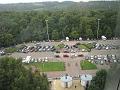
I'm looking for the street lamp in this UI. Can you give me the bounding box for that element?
[97,19,101,40]
[45,19,49,41]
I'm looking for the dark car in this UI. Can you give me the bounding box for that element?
[64,50,69,53]
[78,54,84,57]
[55,55,60,58]
[56,51,60,53]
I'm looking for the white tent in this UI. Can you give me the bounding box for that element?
[80,74,92,87]
[60,74,72,88]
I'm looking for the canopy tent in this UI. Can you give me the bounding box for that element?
[60,74,72,88]
[80,74,92,87]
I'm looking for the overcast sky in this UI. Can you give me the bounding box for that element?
[0,0,108,4]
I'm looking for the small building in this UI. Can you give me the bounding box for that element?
[80,74,92,87]
[60,74,73,88]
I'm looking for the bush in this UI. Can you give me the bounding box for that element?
[5,47,17,53]
[85,43,94,49]
[56,43,65,49]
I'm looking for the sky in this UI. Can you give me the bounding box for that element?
[0,0,115,4]
[0,0,99,4]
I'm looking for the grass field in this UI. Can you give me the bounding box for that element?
[25,62,65,72]
[80,60,97,70]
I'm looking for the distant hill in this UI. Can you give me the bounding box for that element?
[0,1,119,12]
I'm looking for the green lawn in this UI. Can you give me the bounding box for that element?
[78,44,91,52]
[80,60,97,70]
[25,62,65,72]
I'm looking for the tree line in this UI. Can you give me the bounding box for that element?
[0,9,118,47]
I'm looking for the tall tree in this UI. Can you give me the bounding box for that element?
[0,57,49,90]
[88,69,107,90]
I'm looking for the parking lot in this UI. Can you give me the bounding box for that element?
[0,40,120,78]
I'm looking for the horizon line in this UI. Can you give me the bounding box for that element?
[0,0,116,5]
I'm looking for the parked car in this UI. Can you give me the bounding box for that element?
[0,50,5,56]
[56,51,60,53]
[64,50,69,53]
[111,54,116,60]
[78,54,84,57]
[63,54,69,57]
[55,55,60,58]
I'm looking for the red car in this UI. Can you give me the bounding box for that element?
[63,54,69,57]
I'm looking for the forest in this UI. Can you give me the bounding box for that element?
[0,9,118,47]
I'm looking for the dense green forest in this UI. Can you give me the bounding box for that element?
[0,1,119,48]
[0,9,118,47]
[0,57,49,90]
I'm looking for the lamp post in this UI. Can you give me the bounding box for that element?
[45,19,49,41]
[97,19,101,40]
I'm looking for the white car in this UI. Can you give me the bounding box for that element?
[100,61,104,65]
[90,55,94,60]
[31,58,34,62]
[45,59,48,62]
[111,55,116,59]
[97,55,102,60]
[106,46,109,50]
[34,59,38,62]
[82,49,85,52]
[103,55,108,60]
[113,60,117,63]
